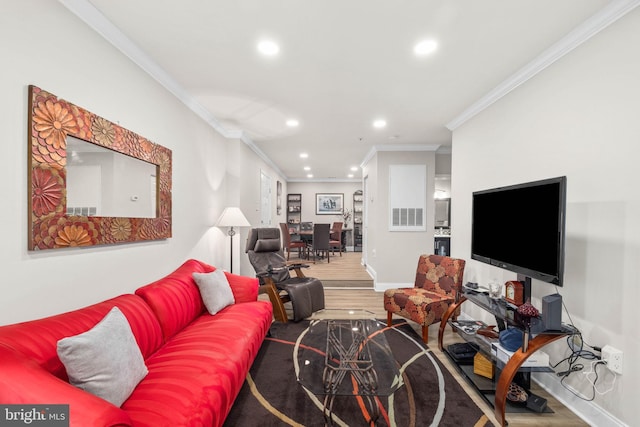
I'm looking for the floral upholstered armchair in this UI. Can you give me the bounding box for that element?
[384,254,466,343]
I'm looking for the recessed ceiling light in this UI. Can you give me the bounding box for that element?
[303,166,310,171]
[257,40,280,56]
[350,166,358,171]
[307,174,313,178]
[299,153,308,159]
[286,119,299,127]
[373,119,387,129]
[348,174,354,178]
[414,39,438,56]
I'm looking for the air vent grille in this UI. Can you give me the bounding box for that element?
[392,208,423,227]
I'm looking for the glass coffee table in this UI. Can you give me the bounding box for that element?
[297,310,403,425]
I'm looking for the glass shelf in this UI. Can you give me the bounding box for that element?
[461,289,576,338]
[448,321,554,374]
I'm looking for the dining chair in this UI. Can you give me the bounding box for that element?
[308,223,331,263]
[330,222,343,256]
[279,223,306,260]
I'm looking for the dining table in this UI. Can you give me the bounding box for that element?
[298,228,351,251]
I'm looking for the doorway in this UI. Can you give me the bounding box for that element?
[260,170,272,226]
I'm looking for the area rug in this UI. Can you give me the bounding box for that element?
[224,320,494,427]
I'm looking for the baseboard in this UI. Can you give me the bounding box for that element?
[374,281,413,292]
[366,264,376,284]
[532,372,628,427]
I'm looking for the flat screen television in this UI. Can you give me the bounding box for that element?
[471,176,567,286]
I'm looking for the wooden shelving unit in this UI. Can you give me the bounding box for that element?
[287,194,302,235]
[353,190,363,252]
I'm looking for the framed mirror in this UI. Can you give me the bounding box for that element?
[28,85,172,250]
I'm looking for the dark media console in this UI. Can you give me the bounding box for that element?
[438,289,575,427]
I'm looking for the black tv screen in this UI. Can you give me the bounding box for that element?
[471,176,567,286]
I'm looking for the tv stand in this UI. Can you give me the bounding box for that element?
[438,290,574,426]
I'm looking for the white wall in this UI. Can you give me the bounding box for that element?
[286,181,362,226]
[452,8,640,426]
[233,142,287,277]
[363,150,437,286]
[0,0,282,325]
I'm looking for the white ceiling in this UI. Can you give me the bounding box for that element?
[64,0,627,181]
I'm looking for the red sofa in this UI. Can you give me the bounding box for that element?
[0,259,273,426]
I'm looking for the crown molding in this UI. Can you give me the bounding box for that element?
[58,0,286,179]
[239,134,287,178]
[446,0,640,131]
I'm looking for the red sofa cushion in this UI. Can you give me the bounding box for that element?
[135,259,212,341]
[122,301,273,427]
[0,294,162,379]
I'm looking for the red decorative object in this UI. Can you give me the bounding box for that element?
[517,300,540,317]
[28,86,172,250]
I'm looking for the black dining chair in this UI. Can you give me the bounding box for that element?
[298,222,314,246]
[308,223,331,263]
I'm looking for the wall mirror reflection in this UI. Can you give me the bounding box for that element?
[66,136,157,218]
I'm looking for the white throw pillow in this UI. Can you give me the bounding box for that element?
[192,269,235,315]
[57,306,148,407]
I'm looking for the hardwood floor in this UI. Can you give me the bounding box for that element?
[258,251,588,426]
[290,250,373,285]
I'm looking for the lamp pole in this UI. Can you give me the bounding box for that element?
[215,207,251,274]
[228,226,236,274]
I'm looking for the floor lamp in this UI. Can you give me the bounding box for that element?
[215,207,251,274]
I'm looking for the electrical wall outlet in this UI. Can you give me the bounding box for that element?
[602,345,623,375]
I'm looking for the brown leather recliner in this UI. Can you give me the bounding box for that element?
[246,228,325,322]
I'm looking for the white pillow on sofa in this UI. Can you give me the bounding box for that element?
[192,269,235,315]
[57,306,148,407]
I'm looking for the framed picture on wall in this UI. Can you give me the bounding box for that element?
[316,193,344,215]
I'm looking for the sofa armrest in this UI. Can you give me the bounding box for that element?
[0,346,131,427]
[224,272,259,303]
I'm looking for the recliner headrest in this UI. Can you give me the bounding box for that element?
[245,227,281,252]
[254,239,281,253]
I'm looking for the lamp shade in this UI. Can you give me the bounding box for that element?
[215,207,250,228]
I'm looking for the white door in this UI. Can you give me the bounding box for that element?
[260,171,272,226]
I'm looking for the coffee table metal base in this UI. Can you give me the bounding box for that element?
[297,317,402,426]
[323,319,379,425]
